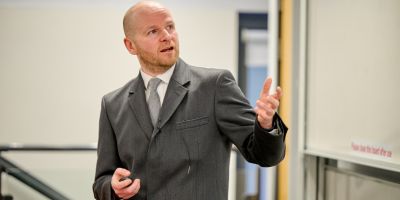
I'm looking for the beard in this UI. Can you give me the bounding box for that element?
[136,45,179,71]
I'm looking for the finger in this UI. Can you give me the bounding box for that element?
[255,105,274,120]
[131,179,141,195]
[266,96,280,110]
[115,168,131,177]
[113,168,131,182]
[114,179,133,190]
[259,77,273,98]
[112,168,131,189]
[116,182,133,199]
[273,86,283,100]
[255,100,269,113]
[255,103,267,115]
[121,179,141,199]
[256,100,276,115]
[266,107,275,116]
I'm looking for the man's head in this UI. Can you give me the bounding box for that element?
[123,1,179,75]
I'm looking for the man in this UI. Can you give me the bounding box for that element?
[93,1,288,199]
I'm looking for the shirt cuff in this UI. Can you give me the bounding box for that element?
[255,114,282,136]
[267,128,280,136]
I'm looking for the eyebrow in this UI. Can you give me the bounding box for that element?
[140,24,158,35]
[143,21,174,32]
[165,19,174,25]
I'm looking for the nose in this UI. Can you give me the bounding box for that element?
[160,29,172,42]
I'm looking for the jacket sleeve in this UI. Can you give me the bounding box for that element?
[92,97,121,199]
[214,70,288,167]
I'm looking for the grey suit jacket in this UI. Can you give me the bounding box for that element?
[93,58,288,200]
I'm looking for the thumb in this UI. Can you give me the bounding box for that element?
[113,168,131,180]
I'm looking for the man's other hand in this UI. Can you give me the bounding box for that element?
[111,168,141,199]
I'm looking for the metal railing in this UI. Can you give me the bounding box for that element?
[0,144,97,200]
[0,143,239,200]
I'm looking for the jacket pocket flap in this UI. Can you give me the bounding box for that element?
[176,116,209,130]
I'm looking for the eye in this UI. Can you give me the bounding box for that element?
[148,29,158,35]
[166,24,175,31]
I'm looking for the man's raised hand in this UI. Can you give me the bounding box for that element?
[254,77,282,129]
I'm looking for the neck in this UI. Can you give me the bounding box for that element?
[141,65,171,77]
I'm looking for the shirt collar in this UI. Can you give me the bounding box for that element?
[141,64,176,89]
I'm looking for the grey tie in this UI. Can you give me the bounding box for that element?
[147,78,162,127]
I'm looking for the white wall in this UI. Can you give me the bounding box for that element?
[0,0,268,199]
[292,0,400,199]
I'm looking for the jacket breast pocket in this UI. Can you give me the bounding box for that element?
[176,116,209,130]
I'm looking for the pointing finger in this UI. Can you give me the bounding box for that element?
[260,77,272,98]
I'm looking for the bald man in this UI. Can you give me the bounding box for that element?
[93,1,288,199]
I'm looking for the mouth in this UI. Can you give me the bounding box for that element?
[160,46,174,53]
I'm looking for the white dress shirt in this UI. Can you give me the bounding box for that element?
[140,65,175,105]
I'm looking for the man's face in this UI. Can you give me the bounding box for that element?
[128,8,179,69]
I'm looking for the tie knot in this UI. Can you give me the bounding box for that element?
[148,78,162,91]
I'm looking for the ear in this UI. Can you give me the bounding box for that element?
[124,38,137,55]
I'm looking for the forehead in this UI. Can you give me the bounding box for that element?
[135,7,174,28]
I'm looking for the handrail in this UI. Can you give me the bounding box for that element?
[0,143,238,199]
[0,143,97,152]
[0,156,70,200]
[0,143,97,200]
[0,143,238,152]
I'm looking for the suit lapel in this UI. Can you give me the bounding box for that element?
[128,74,153,140]
[157,59,190,132]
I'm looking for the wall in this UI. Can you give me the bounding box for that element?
[291,0,400,199]
[305,0,400,172]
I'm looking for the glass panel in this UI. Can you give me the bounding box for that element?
[325,168,400,200]
[1,152,96,200]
